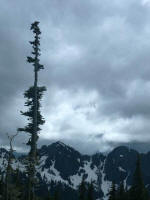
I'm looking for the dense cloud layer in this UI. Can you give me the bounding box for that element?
[1,0,150,153]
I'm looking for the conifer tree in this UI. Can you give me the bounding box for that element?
[0,175,4,200]
[12,166,24,200]
[87,182,94,200]
[116,181,126,200]
[44,192,53,200]
[53,190,59,200]
[129,154,149,200]
[18,21,46,200]
[79,177,86,200]
[108,182,116,200]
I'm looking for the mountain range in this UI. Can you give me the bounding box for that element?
[0,141,150,200]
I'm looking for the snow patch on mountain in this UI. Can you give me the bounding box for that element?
[70,173,82,189]
[69,160,98,189]
[100,159,111,200]
[118,166,126,172]
[39,155,48,167]
[39,160,68,185]
[83,160,97,182]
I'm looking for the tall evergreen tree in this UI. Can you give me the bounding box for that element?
[53,190,59,200]
[108,182,116,200]
[116,181,126,200]
[44,191,53,200]
[129,154,149,200]
[78,177,86,200]
[0,174,4,200]
[12,166,24,200]
[87,182,94,200]
[18,21,46,200]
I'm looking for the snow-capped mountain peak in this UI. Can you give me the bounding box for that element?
[0,143,150,200]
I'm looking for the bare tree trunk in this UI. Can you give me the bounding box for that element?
[5,133,18,200]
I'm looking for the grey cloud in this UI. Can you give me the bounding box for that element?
[1,0,150,153]
[94,133,104,139]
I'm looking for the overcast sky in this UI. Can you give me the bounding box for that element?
[1,0,150,154]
